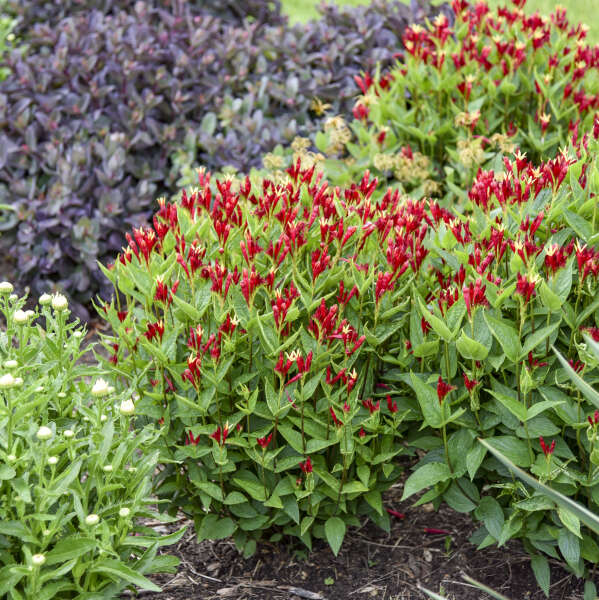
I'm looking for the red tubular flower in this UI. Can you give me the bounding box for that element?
[539,436,555,457]
[299,457,313,473]
[185,430,200,446]
[583,327,599,342]
[568,359,585,373]
[515,273,537,305]
[359,427,366,438]
[437,376,456,404]
[362,398,380,414]
[462,278,488,317]
[386,508,406,519]
[257,433,273,449]
[311,247,331,282]
[144,320,165,342]
[117,310,128,322]
[210,424,230,446]
[527,352,548,369]
[463,373,478,393]
[386,394,398,413]
[330,406,342,427]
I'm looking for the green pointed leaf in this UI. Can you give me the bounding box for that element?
[401,462,452,501]
[456,331,489,360]
[520,321,560,359]
[409,373,442,428]
[531,554,550,597]
[324,516,346,556]
[484,312,521,363]
[91,559,162,592]
[418,298,453,342]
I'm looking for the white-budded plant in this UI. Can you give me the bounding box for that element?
[0,285,184,599]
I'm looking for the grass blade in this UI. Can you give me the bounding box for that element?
[478,438,599,535]
[417,585,450,600]
[552,344,599,409]
[462,574,513,600]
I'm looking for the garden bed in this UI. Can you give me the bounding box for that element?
[137,486,593,599]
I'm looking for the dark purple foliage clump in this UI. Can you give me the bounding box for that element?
[0,0,443,317]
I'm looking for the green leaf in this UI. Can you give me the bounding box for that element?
[531,554,550,597]
[520,321,560,359]
[538,281,562,312]
[230,284,251,327]
[487,389,527,422]
[484,312,521,363]
[558,528,580,568]
[46,537,96,565]
[324,517,346,556]
[198,515,236,542]
[200,112,217,136]
[0,464,15,480]
[558,507,582,539]
[484,436,532,467]
[409,373,442,428]
[476,496,504,540]
[418,297,453,341]
[466,443,487,480]
[91,559,162,592]
[233,476,266,502]
[456,331,489,360]
[401,462,452,501]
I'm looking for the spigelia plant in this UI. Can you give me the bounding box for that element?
[0,0,440,317]
[97,162,440,557]
[0,284,182,598]
[311,0,599,200]
[386,126,599,591]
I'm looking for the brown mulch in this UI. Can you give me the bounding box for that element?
[131,483,593,600]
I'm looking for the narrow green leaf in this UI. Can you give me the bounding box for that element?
[553,345,599,409]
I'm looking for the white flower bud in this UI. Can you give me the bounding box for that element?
[119,398,135,416]
[13,310,28,324]
[36,426,53,440]
[119,507,130,518]
[13,377,23,387]
[100,414,107,422]
[108,386,115,394]
[35,386,43,392]
[25,310,35,320]
[91,378,109,397]
[63,429,74,438]
[4,360,17,369]
[85,514,99,526]
[72,331,83,339]
[7,454,16,461]
[47,456,58,465]
[0,373,15,389]
[39,293,52,306]
[57,392,66,398]
[51,294,68,311]
[0,281,14,294]
[32,554,46,566]
[43,529,51,536]
[103,465,113,472]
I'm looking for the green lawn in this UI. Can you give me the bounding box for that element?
[281,0,598,42]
